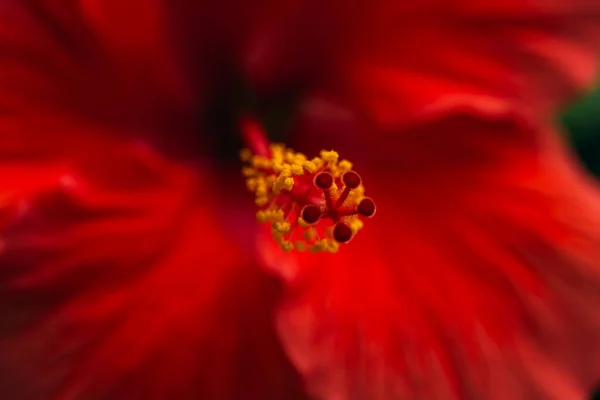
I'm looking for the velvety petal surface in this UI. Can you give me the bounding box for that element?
[0,135,306,400]
[0,1,306,399]
[244,2,600,398]
[0,0,211,157]
[261,113,600,400]
[237,0,600,126]
[325,0,600,127]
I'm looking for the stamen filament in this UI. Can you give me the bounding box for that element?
[337,208,359,217]
[334,186,352,208]
[324,190,334,210]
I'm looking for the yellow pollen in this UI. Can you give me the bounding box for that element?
[246,178,258,191]
[303,161,317,172]
[256,210,267,223]
[304,228,317,241]
[338,160,353,172]
[298,217,311,228]
[326,240,340,253]
[251,156,272,170]
[311,157,324,169]
[285,151,296,163]
[255,196,269,207]
[274,221,291,233]
[290,164,304,175]
[310,239,328,253]
[255,184,267,197]
[241,142,374,253]
[320,150,339,164]
[349,218,364,234]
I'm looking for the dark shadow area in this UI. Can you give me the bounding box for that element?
[560,87,600,400]
[561,88,600,177]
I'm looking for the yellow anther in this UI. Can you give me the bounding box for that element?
[272,229,283,240]
[284,151,296,163]
[273,174,294,194]
[311,157,324,169]
[294,154,307,164]
[265,175,276,186]
[349,218,364,233]
[257,208,284,223]
[310,240,328,252]
[326,240,340,253]
[251,156,272,170]
[274,221,291,233]
[256,210,267,222]
[347,185,365,205]
[290,164,304,175]
[303,161,317,173]
[338,160,353,172]
[246,178,258,191]
[255,184,267,197]
[239,148,253,162]
[329,183,339,195]
[304,228,317,242]
[271,209,284,221]
[320,150,339,164]
[269,143,285,155]
[298,218,310,228]
[255,196,269,207]
[280,165,292,175]
[281,241,294,252]
[283,177,294,190]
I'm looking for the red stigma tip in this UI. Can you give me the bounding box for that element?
[357,197,376,218]
[333,222,353,243]
[314,171,334,189]
[342,171,361,189]
[301,205,321,224]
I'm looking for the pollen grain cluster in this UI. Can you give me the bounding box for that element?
[241,144,376,253]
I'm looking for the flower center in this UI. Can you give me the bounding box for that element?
[239,116,376,253]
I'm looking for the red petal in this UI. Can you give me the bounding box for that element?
[324,0,600,127]
[0,137,306,399]
[0,0,205,154]
[261,115,600,399]
[0,2,308,397]
[241,0,600,123]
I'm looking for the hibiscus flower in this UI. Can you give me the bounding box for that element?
[242,1,600,399]
[0,1,307,398]
[2,2,600,400]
